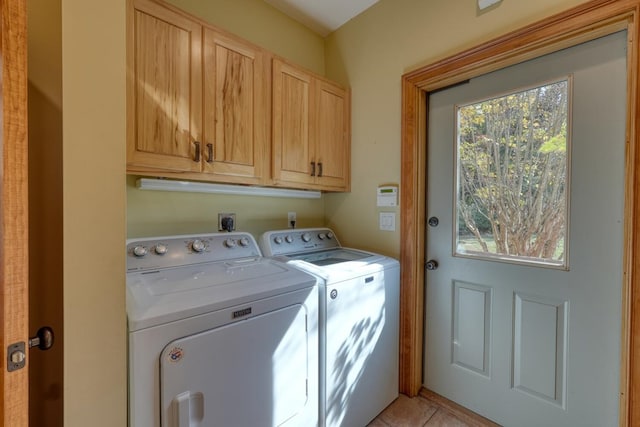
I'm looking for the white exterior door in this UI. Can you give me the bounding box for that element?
[425,31,626,426]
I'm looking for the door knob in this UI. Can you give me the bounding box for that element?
[426,260,439,271]
[6,326,55,372]
[29,326,54,351]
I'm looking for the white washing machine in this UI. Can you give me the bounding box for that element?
[126,232,318,427]
[260,228,400,427]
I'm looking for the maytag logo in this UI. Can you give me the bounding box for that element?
[232,307,252,319]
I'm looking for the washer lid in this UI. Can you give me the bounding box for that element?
[288,248,375,266]
[285,248,398,283]
[127,257,316,331]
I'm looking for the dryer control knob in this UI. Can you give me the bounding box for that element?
[224,238,236,248]
[132,245,148,257]
[191,239,206,252]
[285,235,293,243]
[302,233,312,242]
[318,233,326,240]
[238,237,250,247]
[154,243,168,255]
[326,232,334,240]
[274,236,283,244]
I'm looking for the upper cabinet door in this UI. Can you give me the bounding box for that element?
[127,0,202,172]
[272,58,351,191]
[202,29,269,184]
[272,59,314,187]
[314,81,350,191]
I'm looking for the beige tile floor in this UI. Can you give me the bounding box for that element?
[368,391,500,427]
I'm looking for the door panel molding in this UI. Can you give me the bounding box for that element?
[400,1,640,425]
[512,293,568,408]
[1,0,29,425]
[452,281,492,377]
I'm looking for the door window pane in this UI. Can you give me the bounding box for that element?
[455,79,570,268]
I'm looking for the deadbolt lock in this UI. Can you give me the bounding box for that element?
[426,260,439,271]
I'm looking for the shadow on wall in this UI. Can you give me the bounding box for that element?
[28,82,63,427]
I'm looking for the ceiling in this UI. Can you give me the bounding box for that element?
[263,0,380,36]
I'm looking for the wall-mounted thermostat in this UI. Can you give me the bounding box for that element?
[377,185,398,207]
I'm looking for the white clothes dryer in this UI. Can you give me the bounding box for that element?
[127,232,318,427]
[260,228,400,427]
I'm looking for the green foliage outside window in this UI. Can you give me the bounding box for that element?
[456,79,569,265]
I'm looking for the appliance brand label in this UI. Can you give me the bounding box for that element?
[168,347,184,363]
[232,307,252,319]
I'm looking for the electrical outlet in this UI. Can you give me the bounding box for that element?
[288,212,297,228]
[218,213,236,232]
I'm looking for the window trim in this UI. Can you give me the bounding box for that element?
[453,77,572,270]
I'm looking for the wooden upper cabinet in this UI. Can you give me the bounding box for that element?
[127,0,268,184]
[127,0,349,191]
[202,29,268,184]
[273,59,351,191]
[127,0,202,172]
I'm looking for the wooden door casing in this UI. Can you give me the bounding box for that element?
[400,1,640,425]
[1,0,29,425]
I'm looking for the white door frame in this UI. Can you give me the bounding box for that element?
[399,1,640,426]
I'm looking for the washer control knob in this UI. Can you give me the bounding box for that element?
[132,245,148,257]
[224,238,236,248]
[318,233,326,240]
[302,232,312,242]
[238,237,250,247]
[274,236,283,244]
[154,243,168,255]
[326,232,334,240]
[285,235,294,243]
[191,239,206,253]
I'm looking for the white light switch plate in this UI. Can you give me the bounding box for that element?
[379,212,396,231]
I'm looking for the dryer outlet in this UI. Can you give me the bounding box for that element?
[218,213,236,232]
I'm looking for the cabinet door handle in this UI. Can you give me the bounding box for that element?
[310,161,316,177]
[318,162,323,177]
[206,143,213,163]
[194,141,201,162]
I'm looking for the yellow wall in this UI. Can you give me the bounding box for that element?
[61,0,127,426]
[323,0,590,257]
[28,0,598,425]
[127,177,325,237]
[167,0,325,74]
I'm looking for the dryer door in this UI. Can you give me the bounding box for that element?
[160,304,312,427]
